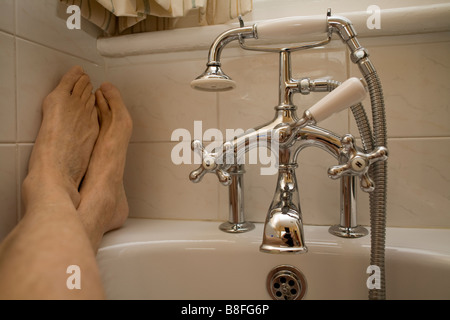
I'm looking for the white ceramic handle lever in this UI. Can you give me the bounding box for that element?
[255,16,328,40]
[307,77,367,123]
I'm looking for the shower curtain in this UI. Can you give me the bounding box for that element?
[60,0,253,35]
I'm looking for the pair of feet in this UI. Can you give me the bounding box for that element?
[22,66,132,251]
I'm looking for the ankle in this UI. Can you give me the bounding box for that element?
[22,171,81,210]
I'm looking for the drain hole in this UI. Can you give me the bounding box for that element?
[266,265,307,300]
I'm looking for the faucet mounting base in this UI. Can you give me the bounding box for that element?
[328,224,368,238]
[219,221,255,233]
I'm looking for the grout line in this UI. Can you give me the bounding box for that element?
[14,136,450,145]
[14,33,18,146]
[0,29,14,37]
[13,0,20,224]
[13,0,17,37]
[15,35,103,66]
[15,143,20,224]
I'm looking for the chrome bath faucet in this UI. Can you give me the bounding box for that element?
[188,10,389,296]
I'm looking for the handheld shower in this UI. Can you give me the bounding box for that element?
[191,15,329,92]
[190,64,236,92]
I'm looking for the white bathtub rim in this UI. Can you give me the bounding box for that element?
[98,218,450,258]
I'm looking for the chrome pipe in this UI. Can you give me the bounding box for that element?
[219,165,255,233]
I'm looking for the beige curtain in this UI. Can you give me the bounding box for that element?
[60,0,253,35]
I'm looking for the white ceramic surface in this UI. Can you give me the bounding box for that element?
[97,218,450,300]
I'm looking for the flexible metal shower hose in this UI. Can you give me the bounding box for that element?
[327,71,387,299]
[364,71,387,300]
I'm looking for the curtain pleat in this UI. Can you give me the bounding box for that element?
[60,0,253,35]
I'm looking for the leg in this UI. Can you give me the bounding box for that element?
[0,66,103,299]
[78,83,132,251]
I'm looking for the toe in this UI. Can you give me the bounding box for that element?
[100,82,124,111]
[56,66,85,93]
[81,82,94,104]
[99,83,133,131]
[95,89,110,115]
[86,92,96,110]
[72,74,91,97]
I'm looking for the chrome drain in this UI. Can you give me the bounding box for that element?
[266,265,307,300]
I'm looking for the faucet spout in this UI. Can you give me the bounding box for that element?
[260,207,307,253]
[260,163,307,254]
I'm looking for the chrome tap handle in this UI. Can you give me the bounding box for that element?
[328,134,388,192]
[189,140,232,186]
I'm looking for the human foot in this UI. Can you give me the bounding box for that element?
[77,82,133,250]
[23,66,99,209]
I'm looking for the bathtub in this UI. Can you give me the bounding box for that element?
[97,218,450,300]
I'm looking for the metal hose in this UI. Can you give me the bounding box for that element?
[325,14,389,299]
[350,103,374,153]
[363,70,388,300]
[326,68,387,300]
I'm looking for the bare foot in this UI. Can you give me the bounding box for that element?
[78,82,133,251]
[22,66,99,209]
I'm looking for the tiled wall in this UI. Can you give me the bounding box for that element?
[1,0,449,241]
[0,0,105,241]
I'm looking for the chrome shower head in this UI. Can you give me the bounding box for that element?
[191,64,236,92]
[191,23,255,92]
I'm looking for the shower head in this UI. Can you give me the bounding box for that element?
[191,64,236,92]
[191,24,255,92]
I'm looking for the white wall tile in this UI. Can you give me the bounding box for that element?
[16,39,104,142]
[0,32,16,142]
[356,138,450,228]
[107,58,218,143]
[218,47,350,136]
[16,0,104,64]
[386,138,450,227]
[350,39,450,138]
[17,144,33,220]
[124,143,220,220]
[0,0,15,34]
[0,145,17,241]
